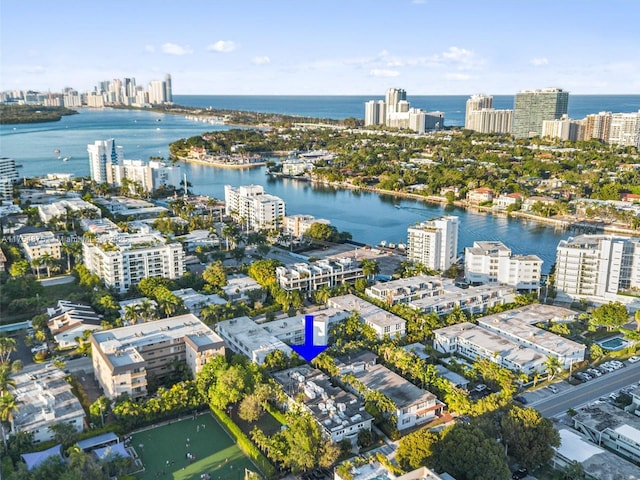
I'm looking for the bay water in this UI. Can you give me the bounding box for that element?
[2,94,639,272]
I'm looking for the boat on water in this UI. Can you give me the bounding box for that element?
[62,156,71,162]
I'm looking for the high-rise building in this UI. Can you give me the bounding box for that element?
[465,94,493,128]
[541,115,582,142]
[513,88,569,139]
[364,100,386,126]
[555,235,640,300]
[164,74,173,103]
[385,88,407,115]
[608,111,640,148]
[148,80,165,104]
[0,157,19,201]
[582,111,612,142]
[87,139,123,184]
[407,216,459,271]
[224,184,286,230]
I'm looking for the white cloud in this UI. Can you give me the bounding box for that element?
[144,45,155,53]
[252,56,271,65]
[207,40,237,53]
[370,69,400,78]
[161,43,193,55]
[22,65,46,74]
[445,73,471,80]
[530,57,549,66]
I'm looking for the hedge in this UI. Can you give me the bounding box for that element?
[209,405,276,479]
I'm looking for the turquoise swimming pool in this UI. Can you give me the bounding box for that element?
[598,336,629,351]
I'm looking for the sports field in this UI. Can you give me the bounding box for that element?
[130,413,258,480]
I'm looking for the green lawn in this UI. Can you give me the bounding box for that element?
[131,413,259,480]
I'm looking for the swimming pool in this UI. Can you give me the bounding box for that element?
[598,336,629,351]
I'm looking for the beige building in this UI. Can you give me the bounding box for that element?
[19,230,62,262]
[91,314,225,399]
[275,259,363,293]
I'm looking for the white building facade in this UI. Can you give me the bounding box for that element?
[224,184,286,230]
[465,241,542,292]
[407,216,459,271]
[82,232,185,293]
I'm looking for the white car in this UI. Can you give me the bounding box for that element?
[629,356,640,363]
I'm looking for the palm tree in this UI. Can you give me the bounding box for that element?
[0,337,17,364]
[0,365,16,394]
[0,392,18,449]
[360,258,380,281]
[123,304,140,325]
[31,256,43,279]
[545,355,562,381]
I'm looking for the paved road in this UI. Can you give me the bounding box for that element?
[531,362,640,417]
[39,274,75,287]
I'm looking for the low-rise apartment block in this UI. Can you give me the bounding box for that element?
[465,240,542,292]
[433,322,547,374]
[328,294,406,339]
[221,274,263,302]
[271,365,373,443]
[216,308,348,364]
[10,366,85,443]
[336,352,444,431]
[91,314,225,399]
[275,259,363,293]
[37,198,101,224]
[365,274,515,316]
[573,402,640,464]
[433,304,585,373]
[216,316,293,364]
[282,214,330,238]
[82,232,185,293]
[19,230,62,261]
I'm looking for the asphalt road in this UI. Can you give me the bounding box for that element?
[531,361,640,417]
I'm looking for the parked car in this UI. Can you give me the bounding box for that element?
[629,356,640,363]
[514,395,528,405]
[587,368,602,377]
[512,468,528,480]
[547,385,558,393]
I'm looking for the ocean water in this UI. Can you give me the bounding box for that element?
[173,94,640,126]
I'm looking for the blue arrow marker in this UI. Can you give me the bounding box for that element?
[290,314,328,362]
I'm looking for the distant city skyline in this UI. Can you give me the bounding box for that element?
[2,0,639,95]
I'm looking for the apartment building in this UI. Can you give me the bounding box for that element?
[275,258,363,293]
[433,322,547,374]
[82,232,185,293]
[215,316,293,364]
[365,275,444,305]
[282,214,330,238]
[465,240,542,292]
[573,402,640,464]
[224,184,286,230]
[608,110,640,148]
[328,294,406,339]
[513,88,569,139]
[365,274,515,316]
[91,314,225,400]
[10,367,86,443]
[19,230,62,262]
[272,365,373,443]
[434,304,585,373]
[555,235,640,301]
[0,157,19,201]
[477,305,585,369]
[407,216,459,271]
[37,197,101,224]
[216,309,348,363]
[465,95,513,134]
[336,352,444,431]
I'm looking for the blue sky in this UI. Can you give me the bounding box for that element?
[1,0,639,95]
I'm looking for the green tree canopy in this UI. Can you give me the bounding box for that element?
[500,405,560,470]
[590,301,628,331]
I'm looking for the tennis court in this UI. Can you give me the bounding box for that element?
[130,413,258,480]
